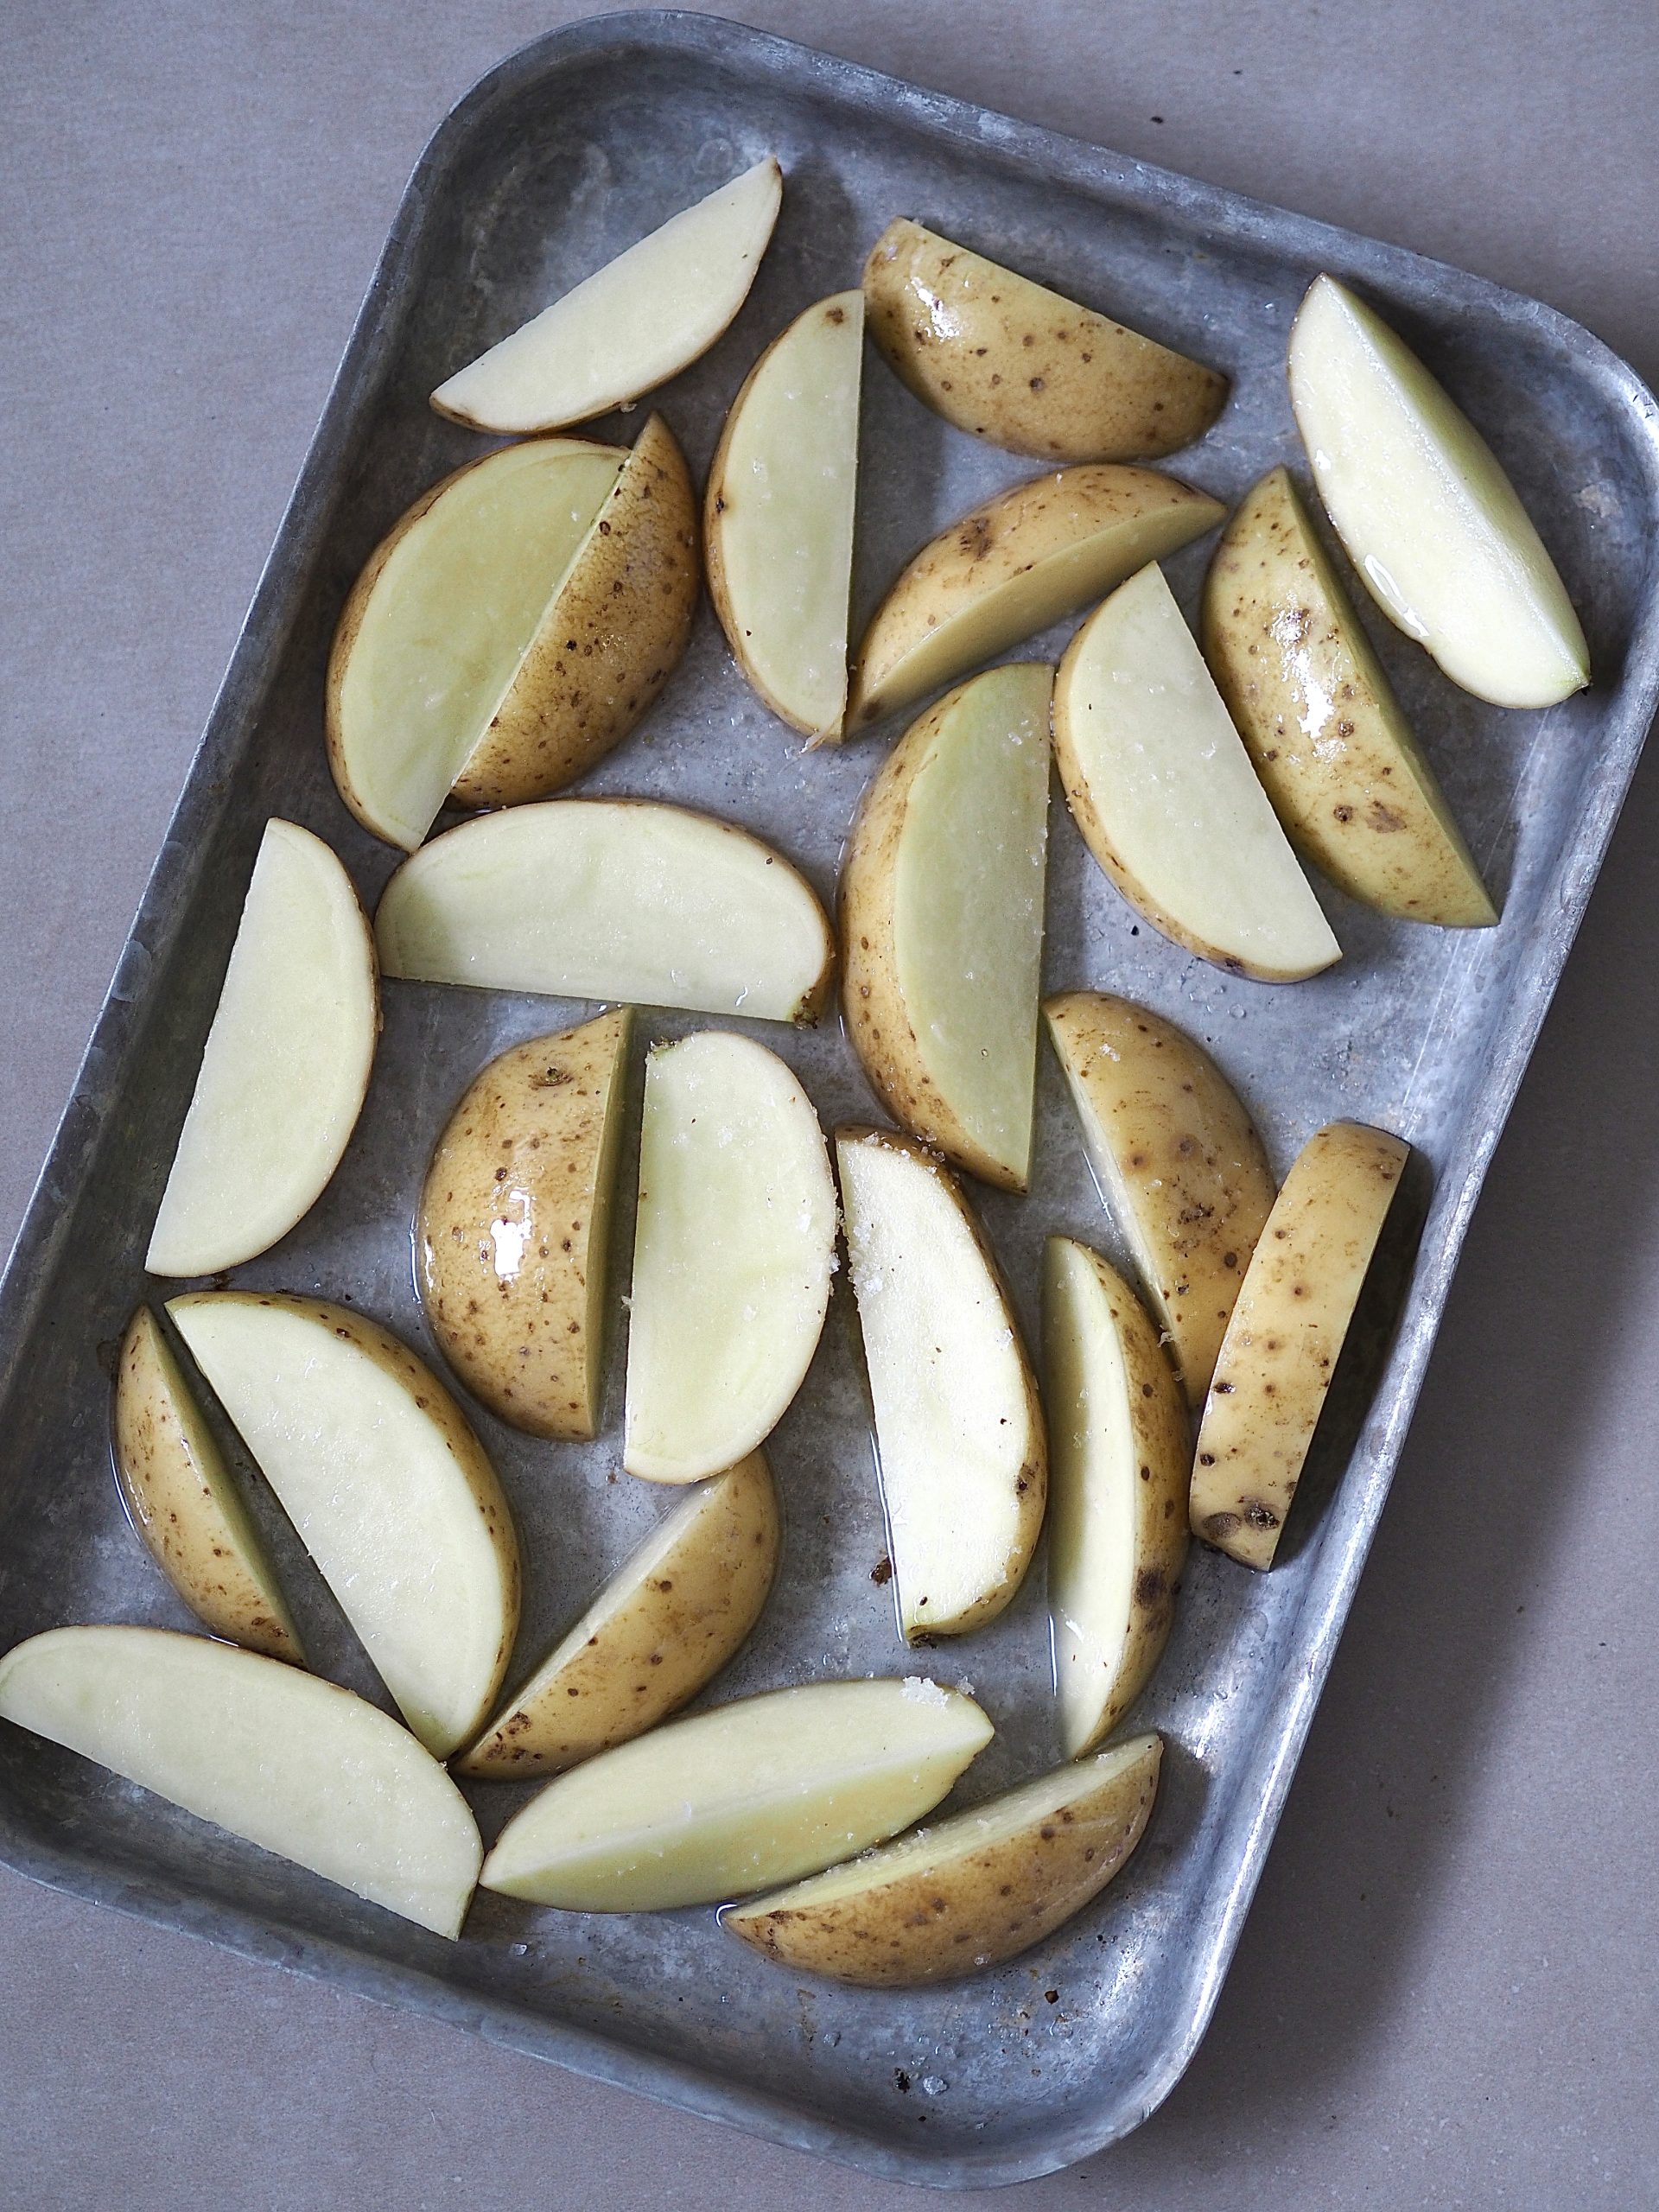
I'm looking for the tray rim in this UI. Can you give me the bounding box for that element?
[2,9,1657,2190]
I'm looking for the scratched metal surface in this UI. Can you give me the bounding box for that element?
[0,11,1655,2189]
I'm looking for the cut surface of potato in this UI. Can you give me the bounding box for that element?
[848,465,1224,730]
[145,820,378,1278]
[864,219,1227,463]
[1043,1242,1188,1758]
[1204,467,1497,927]
[836,1128,1046,1637]
[842,664,1052,1192]
[0,1627,480,1937]
[431,156,783,434]
[726,1732,1161,1986]
[479,1676,993,1910]
[1044,992,1274,1406]
[705,290,864,741]
[1192,1120,1411,1569]
[375,800,835,1024]
[419,1009,631,1440]
[1287,276,1588,709]
[1053,563,1341,982]
[168,1294,518,1758]
[624,1034,837,1484]
[459,1452,779,1779]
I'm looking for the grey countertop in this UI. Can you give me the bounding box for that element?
[3,3,1656,2205]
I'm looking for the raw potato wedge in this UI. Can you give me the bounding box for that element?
[479,1676,994,1910]
[458,1452,779,1779]
[706,290,865,741]
[419,1009,631,1440]
[1205,467,1497,926]
[0,1627,481,1937]
[1053,563,1341,982]
[1044,992,1275,1406]
[726,1732,1161,1986]
[375,800,835,1024]
[847,465,1224,730]
[1192,1120,1411,1569]
[864,218,1227,462]
[1287,275,1588,709]
[836,1128,1046,1638]
[145,820,378,1278]
[841,664,1052,1192]
[624,1033,838,1484]
[114,1308,302,1664]
[431,156,783,434]
[168,1294,519,1758]
[1043,1242,1189,1758]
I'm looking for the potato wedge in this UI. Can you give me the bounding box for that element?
[431,156,782,434]
[725,1732,1161,1986]
[1053,563,1341,981]
[1043,1242,1188,1757]
[1191,1121,1411,1569]
[479,1676,993,1911]
[864,218,1226,462]
[145,820,378,1278]
[847,465,1224,730]
[1205,467,1497,926]
[836,1128,1046,1638]
[419,1009,630,1440]
[375,799,835,1024]
[0,1627,480,1936]
[705,290,864,741]
[457,1452,779,1779]
[168,1294,519,1757]
[841,664,1052,1192]
[1043,992,1274,1406]
[1287,275,1587,709]
[624,1033,837,1484]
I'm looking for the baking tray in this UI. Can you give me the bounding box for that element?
[2,10,1656,2190]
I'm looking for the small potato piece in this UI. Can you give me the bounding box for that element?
[725,1732,1161,1986]
[457,1452,779,1779]
[847,465,1223,730]
[419,1009,630,1440]
[1044,992,1275,1405]
[114,1308,302,1663]
[864,218,1227,462]
[1204,467,1496,926]
[1192,1121,1411,1569]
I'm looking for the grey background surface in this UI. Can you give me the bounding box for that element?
[3,3,1656,2205]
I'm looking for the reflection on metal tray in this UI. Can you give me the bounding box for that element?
[0,10,1655,2189]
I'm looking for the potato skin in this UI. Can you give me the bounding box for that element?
[450,416,699,807]
[1191,1121,1410,1569]
[864,219,1227,464]
[113,1307,302,1664]
[1203,468,1496,927]
[456,1452,779,1779]
[419,1009,630,1440]
[726,1733,1161,1986]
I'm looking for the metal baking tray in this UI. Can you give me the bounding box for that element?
[1,10,1655,2189]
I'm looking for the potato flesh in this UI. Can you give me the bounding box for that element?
[1054,563,1340,981]
[168,1294,517,1757]
[145,821,377,1278]
[707,291,864,738]
[430,158,783,434]
[479,1676,993,1910]
[375,800,834,1023]
[0,1627,481,1936]
[1287,276,1587,709]
[624,1033,837,1483]
[331,442,623,849]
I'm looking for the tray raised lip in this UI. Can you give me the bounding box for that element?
[2,9,1656,2190]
